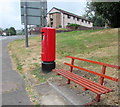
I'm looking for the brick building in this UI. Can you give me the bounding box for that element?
[47,7,93,28]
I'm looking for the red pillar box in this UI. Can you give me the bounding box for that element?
[41,27,56,73]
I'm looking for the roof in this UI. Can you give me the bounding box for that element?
[48,7,92,22]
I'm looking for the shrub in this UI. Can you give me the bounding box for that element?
[67,24,80,27]
[59,25,62,28]
[67,24,80,30]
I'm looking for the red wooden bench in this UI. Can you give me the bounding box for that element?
[52,56,119,105]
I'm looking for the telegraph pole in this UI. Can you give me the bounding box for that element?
[24,2,29,47]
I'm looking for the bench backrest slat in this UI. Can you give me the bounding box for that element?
[64,63,118,82]
[66,56,120,69]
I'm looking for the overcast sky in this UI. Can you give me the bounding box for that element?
[0,0,88,30]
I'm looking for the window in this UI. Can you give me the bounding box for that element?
[68,15,70,19]
[82,19,84,22]
[85,20,87,23]
[73,16,75,20]
[51,22,53,27]
[77,18,79,21]
[88,21,90,24]
[50,18,53,21]
[50,15,53,18]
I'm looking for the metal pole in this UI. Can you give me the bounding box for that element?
[24,2,29,47]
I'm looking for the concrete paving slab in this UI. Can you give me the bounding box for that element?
[34,82,72,105]
[34,81,93,105]
[48,81,93,105]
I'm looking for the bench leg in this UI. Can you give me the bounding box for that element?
[68,79,71,84]
[96,94,101,102]
[84,88,88,91]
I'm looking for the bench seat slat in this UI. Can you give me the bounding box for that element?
[53,69,113,95]
[57,70,109,94]
[54,70,101,95]
[57,70,111,93]
[57,69,112,92]
[55,69,112,91]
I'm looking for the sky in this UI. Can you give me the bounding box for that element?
[0,0,88,30]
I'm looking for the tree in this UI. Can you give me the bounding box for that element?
[0,28,3,35]
[83,2,107,27]
[3,27,16,36]
[0,28,3,32]
[89,2,120,28]
[93,16,106,27]
[8,27,16,35]
[4,28,9,35]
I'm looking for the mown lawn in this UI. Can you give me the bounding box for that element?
[8,28,119,105]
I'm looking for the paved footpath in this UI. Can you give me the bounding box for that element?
[0,36,32,105]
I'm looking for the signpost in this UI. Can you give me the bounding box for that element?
[20,0,47,47]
